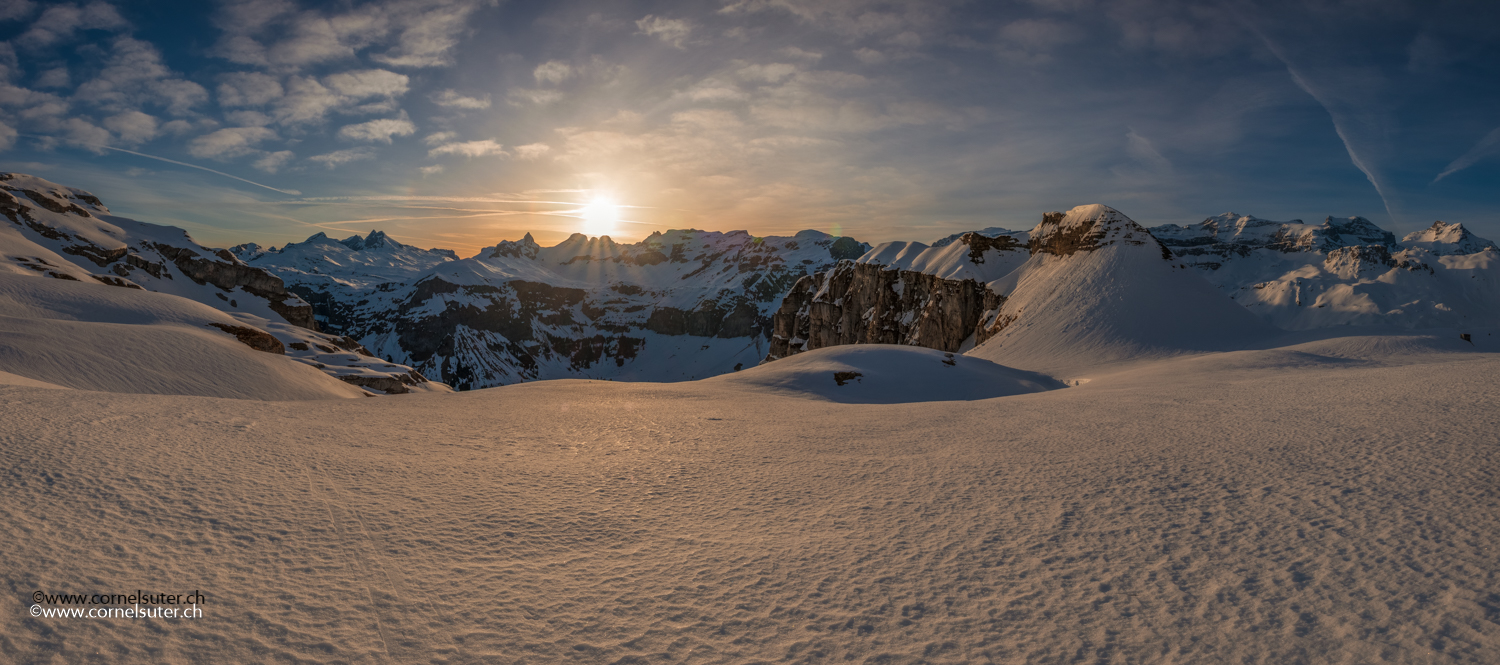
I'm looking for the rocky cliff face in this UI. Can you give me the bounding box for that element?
[766,232,1021,362]
[765,260,1006,361]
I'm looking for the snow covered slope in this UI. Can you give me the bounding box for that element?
[1,173,315,327]
[0,173,445,395]
[969,205,1277,374]
[245,228,871,390]
[0,273,367,400]
[858,231,1030,283]
[1151,213,1500,330]
[2,330,1495,662]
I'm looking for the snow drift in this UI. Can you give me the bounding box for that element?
[0,273,367,400]
[713,344,1063,403]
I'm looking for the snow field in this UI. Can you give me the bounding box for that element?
[2,334,1497,663]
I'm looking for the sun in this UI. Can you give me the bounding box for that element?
[580,197,619,238]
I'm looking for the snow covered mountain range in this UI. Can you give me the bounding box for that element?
[235,223,869,389]
[771,206,1497,369]
[3,172,1495,393]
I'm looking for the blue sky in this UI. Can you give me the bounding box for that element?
[1,0,1497,256]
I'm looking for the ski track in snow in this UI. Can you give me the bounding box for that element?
[2,346,1499,663]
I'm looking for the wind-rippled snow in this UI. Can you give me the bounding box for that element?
[2,333,1497,663]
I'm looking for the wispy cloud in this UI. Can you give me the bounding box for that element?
[309,147,377,168]
[636,15,693,48]
[427,139,507,158]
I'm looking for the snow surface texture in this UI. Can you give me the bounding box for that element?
[0,273,366,400]
[1,329,1496,662]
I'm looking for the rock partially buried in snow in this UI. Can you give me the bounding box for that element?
[712,345,1063,403]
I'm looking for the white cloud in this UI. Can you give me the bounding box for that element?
[210,0,482,70]
[372,1,479,68]
[338,115,416,143]
[514,143,550,160]
[217,72,284,107]
[73,37,207,116]
[271,76,342,125]
[103,110,158,144]
[34,66,68,88]
[533,61,573,85]
[188,126,278,159]
[324,69,409,99]
[431,89,491,109]
[159,119,196,136]
[507,88,563,105]
[17,2,129,50]
[423,131,457,145]
[427,139,506,158]
[0,0,36,22]
[309,147,377,168]
[737,62,799,83]
[853,48,886,65]
[418,164,444,175]
[0,119,16,150]
[636,15,692,48]
[62,117,112,148]
[252,150,295,173]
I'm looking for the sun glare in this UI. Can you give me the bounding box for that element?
[581,197,619,238]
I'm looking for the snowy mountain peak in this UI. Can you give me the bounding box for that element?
[340,230,402,251]
[0,173,111,218]
[1321,215,1398,249]
[1401,221,1497,255]
[487,233,542,260]
[1027,204,1168,259]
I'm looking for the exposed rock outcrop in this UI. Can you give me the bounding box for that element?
[207,323,286,354]
[766,261,1005,361]
[154,243,317,329]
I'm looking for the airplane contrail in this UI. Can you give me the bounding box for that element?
[26,136,303,196]
[1433,126,1500,183]
[1236,21,1398,224]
